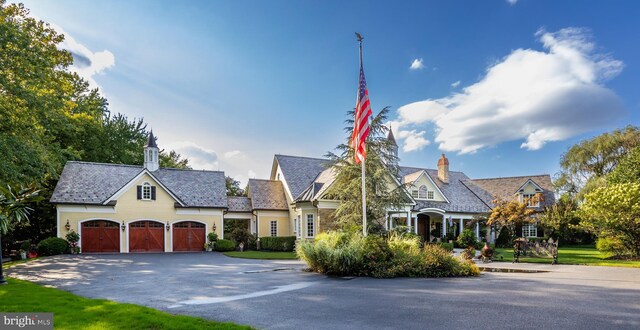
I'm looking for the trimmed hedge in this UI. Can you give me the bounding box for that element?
[259,236,296,252]
[37,237,68,256]
[215,239,235,252]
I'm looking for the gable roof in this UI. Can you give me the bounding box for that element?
[247,179,288,210]
[296,167,337,202]
[469,175,554,207]
[51,161,228,208]
[399,166,491,213]
[274,154,330,200]
[402,170,450,203]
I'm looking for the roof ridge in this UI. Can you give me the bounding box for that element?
[275,154,328,161]
[400,166,465,175]
[159,167,224,173]
[249,178,281,183]
[472,174,551,181]
[67,161,143,168]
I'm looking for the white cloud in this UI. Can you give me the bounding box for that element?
[410,58,425,70]
[451,81,461,88]
[394,27,625,154]
[224,150,243,159]
[47,23,115,91]
[506,0,518,5]
[165,141,219,170]
[398,130,430,152]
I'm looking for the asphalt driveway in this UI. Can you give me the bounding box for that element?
[7,253,640,329]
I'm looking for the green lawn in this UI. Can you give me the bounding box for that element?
[493,245,640,268]
[0,278,251,330]
[222,251,298,260]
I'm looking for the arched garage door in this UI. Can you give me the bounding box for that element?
[173,221,205,252]
[81,220,120,253]
[129,221,164,252]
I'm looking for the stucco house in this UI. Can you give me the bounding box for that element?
[51,131,554,253]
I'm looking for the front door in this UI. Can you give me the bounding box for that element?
[417,214,430,241]
[129,221,164,252]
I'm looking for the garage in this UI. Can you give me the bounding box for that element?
[129,221,164,252]
[81,220,120,253]
[173,221,205,252]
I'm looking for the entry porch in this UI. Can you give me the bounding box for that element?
[386,209,480,243]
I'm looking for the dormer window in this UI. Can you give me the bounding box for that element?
[412,185,434,200]
[521,193,539,207]
[137,182,156,201]
[418,185,428,199]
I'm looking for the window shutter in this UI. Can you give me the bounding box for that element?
[137,186,142,199]
[151,186,157,200]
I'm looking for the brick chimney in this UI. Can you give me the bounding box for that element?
[437,154,449,184]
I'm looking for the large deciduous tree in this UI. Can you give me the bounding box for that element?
[325,107,410,232]
[225,176,246,197]
[580,183,640,258]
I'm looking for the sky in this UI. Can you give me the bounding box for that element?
[12,0,640,185]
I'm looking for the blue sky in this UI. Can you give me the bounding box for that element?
[15,0,640,184]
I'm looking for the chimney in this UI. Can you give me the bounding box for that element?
[437,154,449,184]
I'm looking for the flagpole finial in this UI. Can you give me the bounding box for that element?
[355,32,364,42]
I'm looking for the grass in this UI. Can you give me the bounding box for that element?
[0,278,251,330]
[222,251,298,260]
[493,245,640,268]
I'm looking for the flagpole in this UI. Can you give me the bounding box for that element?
[357,34,367,237]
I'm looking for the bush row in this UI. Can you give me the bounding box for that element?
[214,239,235,252]
[296,231,479,278]
[259,236,296,252]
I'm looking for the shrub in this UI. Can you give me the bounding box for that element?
[457,229,477,248]
[460,246,475,260]
[207,232,218,243]
[260,236,297,252]
[427,242,453,252]
[296,231,479,278]
[19,240,31,252]
[37,237,68,256]
[596,236,629,257]
[495,226,514,248]
[215,239,235,252]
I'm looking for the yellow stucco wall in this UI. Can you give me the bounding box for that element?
[256,210,291,237]
[57,173,223,253]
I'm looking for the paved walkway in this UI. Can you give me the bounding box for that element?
[7,253,640,329]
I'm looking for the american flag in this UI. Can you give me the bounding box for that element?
[351,62,372,164]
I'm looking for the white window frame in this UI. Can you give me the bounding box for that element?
[306,214,315,238]
[270,220,277,237]
[427,190,434,200]
[522,222,537,237]
[142,182,152,200]
[418,185,428,199]
[411,190,419,198]
[521,193,539,207]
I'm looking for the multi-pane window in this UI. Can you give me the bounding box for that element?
[142,182,152,200]
[306,214,314,237]
[427,191,434,200]
[270,220,277,237]
[522,223,537,237]
[411,190,419,198]
[522,193,539,207]
[418,185,428,199]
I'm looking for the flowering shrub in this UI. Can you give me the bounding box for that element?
[296,231,479,278]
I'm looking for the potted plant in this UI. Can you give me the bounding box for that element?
[481,242,494,263]
[66,230,80,254]
[207,232,218,251]
[19,240,30,260]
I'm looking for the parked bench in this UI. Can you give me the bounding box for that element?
[513,237,558,265]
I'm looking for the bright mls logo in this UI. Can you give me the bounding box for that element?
[1,313,53,329]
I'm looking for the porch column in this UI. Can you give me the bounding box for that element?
[407,211,412,233]
[459,218,464,237]
[414,215,418,235]
[385,213,389,231]
[476,222,480,242]
[442,217,447,238]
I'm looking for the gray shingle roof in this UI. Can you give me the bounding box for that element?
[400,166,492,213]
[51,161,227,208]
[274,154,330,199]
[469,175,555,209]
[227,196,252,212]
[248,179,288,210]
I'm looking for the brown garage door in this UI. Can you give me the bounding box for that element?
[129,221,164,252]
[173,222,205,252]
[81,220,120,253]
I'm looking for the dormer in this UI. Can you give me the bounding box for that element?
[516,179,544,207]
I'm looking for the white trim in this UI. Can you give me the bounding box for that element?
[270,220,278,237]
[176,208,224,216]
[58,205,116,213]
[56,207,61,238]
[77,218,123,253]
[141,182,152,200]
[103,170,185,206]
[125,219,166,253]
[305,213,315,238]
[169,220,209,252]
[316,200,340,209]
[411,171,450,203]
[220,217,224,240]
[516,179,544,193]
[417,207,446,216]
